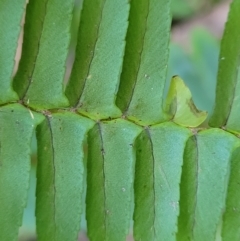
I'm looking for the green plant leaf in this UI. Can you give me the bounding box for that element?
[0,0,25,104]
[35,112,94,241]
[222,143,240,241]
[13,0,47,98]
[86,119,141,241]
[16,0,75,109]
[116,0,171,125]
[165,75,207,127]
[66,0,129,120]
[0,104,43,241]
[134,122,191,241]
[177,129,238,241]
[209,0,240,132]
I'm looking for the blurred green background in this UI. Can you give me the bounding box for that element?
[17,0,229,240]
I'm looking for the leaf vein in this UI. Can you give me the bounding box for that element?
[97,122,107,238]
[191,134,199,239]
[46,115,57,239]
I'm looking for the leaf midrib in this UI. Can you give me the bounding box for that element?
[46,115,57,239]
[97,122,107,239]
[191,134,199,240]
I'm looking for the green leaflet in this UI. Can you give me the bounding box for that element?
[116,0,171,125]
[86,119,141,241]
[36,113,94,241]
[0,0,25,104]
[165,76,207,127]
[17,0,75,109]
[65,0,105,107]
[209,0,240,132]
[177,129,238,241]
[134,122,191,241]
[66,0,129,120]
[13,0,48,98]
[0,104,43,241]
[222,143,240,241]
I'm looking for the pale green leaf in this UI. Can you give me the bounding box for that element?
[209,0,240,132]
[66,0,129,120]
[116,0,171,125]
[0,104,43,241]
[177,129,238,241]
[222,143,240,241]
[165,76,207,127]
[134,122,191,241]
[86,119,141,241]
[0,0,25,104]
[19,0,75,109]
[36,113,94,241]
